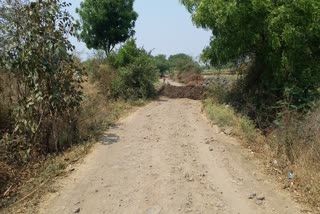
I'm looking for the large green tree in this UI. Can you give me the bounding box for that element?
[180,0,320,109]
[77,0,138,54]
[1,0,84,156]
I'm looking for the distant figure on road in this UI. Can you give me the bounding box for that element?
[162,76,167,84]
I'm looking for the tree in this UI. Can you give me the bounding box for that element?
[111,39,159,99]
[76,0,138,55]
[180,0,320,109]
[168,53,201,73]
[153,55,170,77]
[1,0,84,156]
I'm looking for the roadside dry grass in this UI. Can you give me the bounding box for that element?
[0,80,147,213]
[204,99,259,144]
[204,98,320,212]
[267,108,320,209]
[79,81,146,140]
[1,142,93,213]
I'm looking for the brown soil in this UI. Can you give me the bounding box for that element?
[37,98,308,214]
[159,84,205,100]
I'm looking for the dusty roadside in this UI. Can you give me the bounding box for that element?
[37,98,309,214]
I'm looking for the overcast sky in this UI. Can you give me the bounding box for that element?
[68,0,211,60]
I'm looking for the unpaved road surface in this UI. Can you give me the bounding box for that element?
[39,98,305,214]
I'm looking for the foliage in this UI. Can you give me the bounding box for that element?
[166,53,202,84]
[108,39,141,68]
[204,99,258,143]
[76,0,138,54]
[0,0,84,160]
[153,54,170,77]
[79,81,141,141]
[168,53,202,74]
[205,100,236,127]
[0,72,14,135]
[180,0,320,110]
[84,39,159,100]
[111,39,159,99]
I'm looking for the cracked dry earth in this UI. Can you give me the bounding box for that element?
[39,98,305,214]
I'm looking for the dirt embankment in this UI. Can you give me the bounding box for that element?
[159,84,205,100]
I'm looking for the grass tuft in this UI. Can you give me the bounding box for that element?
[205,100,235,127]
[204,99,259,144]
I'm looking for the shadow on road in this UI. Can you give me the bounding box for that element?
[157,98,168,102]
[100,133,120,145]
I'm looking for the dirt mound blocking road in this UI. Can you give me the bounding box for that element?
[159,84,205,100]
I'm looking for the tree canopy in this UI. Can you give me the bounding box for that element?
[180,0,320,109]
[168,53,202,73]
[154,55,170,77]
[76,0,138,54]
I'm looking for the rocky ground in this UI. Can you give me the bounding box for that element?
[38,98,308,214]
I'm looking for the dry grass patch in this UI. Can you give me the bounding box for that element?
[205,98,320,211]
[204,99,259,144]
[0,80,147,213]
[79,81,147,140]
[267,108,320,208]
[1,142,93,213]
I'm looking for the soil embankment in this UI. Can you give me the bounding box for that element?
[159,84,205,100]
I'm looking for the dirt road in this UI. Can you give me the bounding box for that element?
[39,98,305,214]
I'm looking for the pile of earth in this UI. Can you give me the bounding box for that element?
[159,84,205,100]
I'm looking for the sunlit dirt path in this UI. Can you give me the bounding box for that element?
[39,98,305,214]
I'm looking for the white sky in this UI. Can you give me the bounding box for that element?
[67,0,211,60]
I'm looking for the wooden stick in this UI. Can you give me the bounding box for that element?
[2,185,12,197]
[12,179,48,206]
[5,177,52,210]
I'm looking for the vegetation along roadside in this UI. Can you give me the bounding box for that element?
[0,0,158,211]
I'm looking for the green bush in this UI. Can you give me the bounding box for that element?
[84,39,159,101]
[168,53,202,76]
[109,39,159,100]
